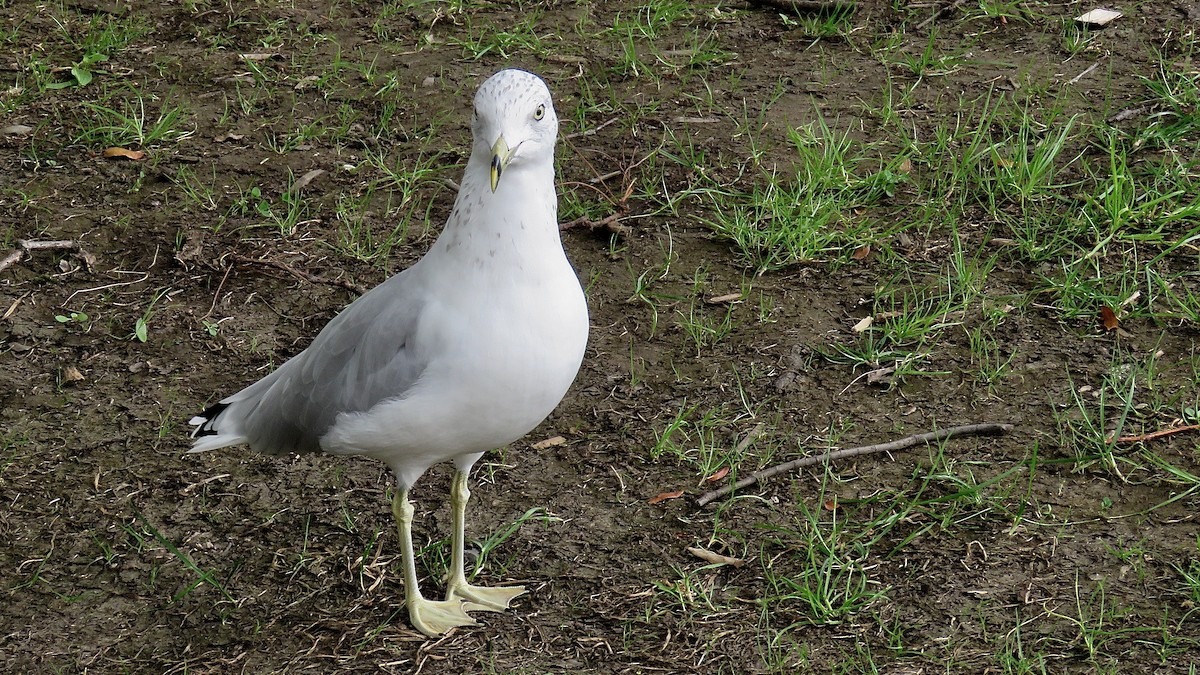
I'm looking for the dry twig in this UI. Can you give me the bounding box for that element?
[564,116,620,140]
[0,238,80,273]
[1112,424,1200,444]
[558,144,660,238]
[697,423,1013,507]
[917,0,968,29]
[231,254,367,295]
[1067,61,1101,85]
[559,211,633,237]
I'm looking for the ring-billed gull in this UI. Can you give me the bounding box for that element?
[189,69,589,637]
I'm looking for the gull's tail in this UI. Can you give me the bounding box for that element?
[187,358,321,456]
[188,399,249,452]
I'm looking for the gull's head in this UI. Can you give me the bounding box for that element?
[471,69,558,193]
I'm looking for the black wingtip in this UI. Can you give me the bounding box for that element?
[192,401,230,438]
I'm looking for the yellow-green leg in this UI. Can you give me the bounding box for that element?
[391,488,476,636]
[444,469,525,612]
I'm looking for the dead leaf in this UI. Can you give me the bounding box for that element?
[1120,290,1141,308]
[531,435,566,450]
[705,467,730,482]
[1100,305,1118,331]
[874,310,904,321]
[823,498,837,511]
[851,245,871,260]
[897,158,913,174]
[75,248,97,271]
[687,546,745,567]
[3,296,22,320]
[705,293,742,305]
[240,52,280,61]
[1076,8,1122,26]
[648,489,685,504]
[214,133,245,143]
[865,365,896,385]
[101,147,145,160]
[1,124,33,136]
[289,169,327,195]
[174,230,204,264]
[852,316,873,333]
[62,364,84,383]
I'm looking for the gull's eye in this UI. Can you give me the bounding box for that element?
[533,104,545,121]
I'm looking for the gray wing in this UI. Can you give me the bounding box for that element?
[228,269,431,454]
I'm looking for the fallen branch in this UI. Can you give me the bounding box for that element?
[1112,424,1200,444]
[231,254,367,296]
[696,423,1014,507]
[0,238,80,273]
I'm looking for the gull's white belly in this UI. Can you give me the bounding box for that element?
[319,269,587,480]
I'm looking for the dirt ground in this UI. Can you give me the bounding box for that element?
[2,1,1199,673]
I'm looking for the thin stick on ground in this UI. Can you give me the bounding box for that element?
[558,140,662,239]
[696,423,1013,507]
[0,239,79,273]
[917,0,968,30]
[1112,424,1200,444]
[558,211,632,237]
[231,254,367,296]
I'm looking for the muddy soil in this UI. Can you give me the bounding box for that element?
[2,1,1199,673]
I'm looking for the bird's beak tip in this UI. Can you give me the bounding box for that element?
[489,135,511,193]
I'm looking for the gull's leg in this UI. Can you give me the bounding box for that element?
[391,488,476,636]
[444,468,525,612]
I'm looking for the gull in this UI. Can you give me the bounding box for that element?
[189,69,589,637]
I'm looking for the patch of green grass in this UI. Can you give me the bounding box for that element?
[965,0,1030,24]
[609,1,692,42]
[170,166,220,212]
[1044,575,1162,668]
[650,562,728,614]
[890,28,968,78]
[332,189,413,265]
[695,112,910,271]
[37,10,151,90]
[469,507,560,579]
[778,6,855,40]
[758,472,889,625]
[132,287,173,343]
[1061,22,1095,57]
[0,434,21,478]
[648,400,768,481]
[450,12,549,61]
[1136,55,1200,150]
[134,512,235,603]
[991,614,1050,674]
[675,267,740,353]
[74,94,193,148]
[1053,348,1200,483]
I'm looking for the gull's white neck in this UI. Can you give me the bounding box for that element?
[427,153,561,271]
